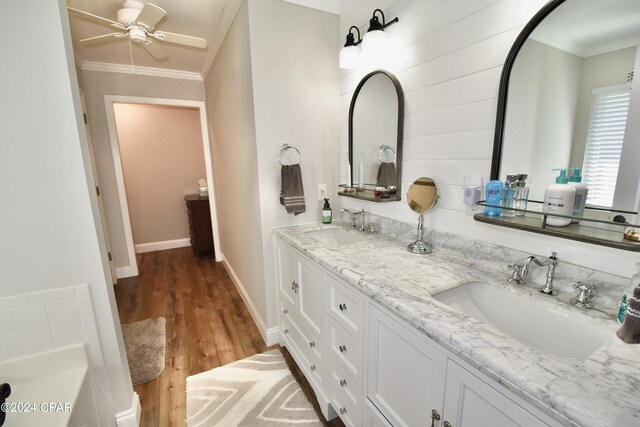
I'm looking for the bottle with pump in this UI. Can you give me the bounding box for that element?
[322,198,332,224]
[502,175,518,217]
[618,262,640,324]
[515,174,529,216]
[543,168,575,226]
[568,167,588,223]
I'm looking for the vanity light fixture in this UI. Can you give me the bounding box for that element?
[339,9,399,70]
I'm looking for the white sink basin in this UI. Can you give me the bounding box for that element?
[433,281,612,360]
[306,227,366,247]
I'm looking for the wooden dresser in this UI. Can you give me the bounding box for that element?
[184,195,214,257]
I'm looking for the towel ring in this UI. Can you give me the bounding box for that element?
[278,143,302,165]
[377,145,396,163]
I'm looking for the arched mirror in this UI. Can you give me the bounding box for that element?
[339,70,404,202]
[406,177,439,254]
[478,0,640,251]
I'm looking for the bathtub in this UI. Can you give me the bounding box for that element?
[0,344,100,427]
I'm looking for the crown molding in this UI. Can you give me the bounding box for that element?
[81,61,203,81]
[281,0,340,15]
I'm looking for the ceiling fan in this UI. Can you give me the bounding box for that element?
[68,0,207,60]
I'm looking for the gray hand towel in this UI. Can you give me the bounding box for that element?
[280,164,306,215]
[617,286,640,344]
[376,162,396,187]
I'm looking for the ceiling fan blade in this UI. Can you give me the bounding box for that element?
[136,3,167,30]
[68,7,121,27]
[153,31,207,49]
[143,42,168,60]
[80,33,126,44]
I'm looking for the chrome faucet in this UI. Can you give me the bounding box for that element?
[507,252,559,295]
[338,208,366,231]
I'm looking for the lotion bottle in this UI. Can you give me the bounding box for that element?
[543,168,575,227]
[568,167,588,223]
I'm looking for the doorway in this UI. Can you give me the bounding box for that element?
[104,96,221,277]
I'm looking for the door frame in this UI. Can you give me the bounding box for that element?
[104,95,221,278]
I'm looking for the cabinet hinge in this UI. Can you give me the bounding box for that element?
[83,113,88,124]
[96,186,100,196]
[108,252,113,261]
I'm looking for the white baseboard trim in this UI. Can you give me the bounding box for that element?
[116,265,138,279]
[115,392,141,427]
[221,254,271,346]
[265,327,280,347]
[135,238,191,254]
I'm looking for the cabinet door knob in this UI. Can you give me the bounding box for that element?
[339,407,347,415]
[284,329,289,334]
[339,379,346,387]
[443,422,453,427]
[309,341,315,348]
[430,409,441,427]
[339,303,347,311]
[339,345,346,352]
[283,308,288,314]
[310,364,316,371]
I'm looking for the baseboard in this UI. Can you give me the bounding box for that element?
[116,265,138,279]
[115,392,141,427]
[135,238,191,254]
[221,254,271,346]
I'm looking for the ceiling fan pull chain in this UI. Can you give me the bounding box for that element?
[128,39,134,70]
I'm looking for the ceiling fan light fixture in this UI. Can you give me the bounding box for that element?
[129,27,147,43]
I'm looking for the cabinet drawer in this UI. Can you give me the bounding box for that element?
[329,362,362,427]
[328,319,363,386]
[326,273,364,341]
[288,315,325,391]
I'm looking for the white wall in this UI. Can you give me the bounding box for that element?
[0,0,134,424]
[82,71,206,274]
[338,0,639,278]
[204,0,339,342]
[502,39,581,201]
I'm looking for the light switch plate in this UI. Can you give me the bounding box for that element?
[317,184,327,201]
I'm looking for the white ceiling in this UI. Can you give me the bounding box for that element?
[67,0,340,79]
[530,0,640,57]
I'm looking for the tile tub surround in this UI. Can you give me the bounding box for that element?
[273,222,640,427]
[0,285,114,427]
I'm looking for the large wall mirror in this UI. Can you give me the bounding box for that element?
[339,70,404,202]
[480,0,640,251]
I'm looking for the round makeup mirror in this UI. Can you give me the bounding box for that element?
[407,177,439,254]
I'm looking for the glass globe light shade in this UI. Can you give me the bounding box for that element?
[339,45,361,69]
[362,30,388,57]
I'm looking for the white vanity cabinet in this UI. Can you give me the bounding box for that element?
[276,241,328,414]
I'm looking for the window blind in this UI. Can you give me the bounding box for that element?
[582,85,631,208]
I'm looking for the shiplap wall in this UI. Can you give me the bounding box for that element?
[338,0,638,278]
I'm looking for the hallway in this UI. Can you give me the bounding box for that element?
[114,247,343,426]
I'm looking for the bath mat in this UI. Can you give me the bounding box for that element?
[186,349,322,426]
[122,317,166,385]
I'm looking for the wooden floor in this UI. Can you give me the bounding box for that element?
[114,247,343,426]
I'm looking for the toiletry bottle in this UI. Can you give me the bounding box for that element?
[568,167,588,223]
[322,198,332,224]
[515,174,529,216]
[346,152,352,188]
[358,151,365,188]
[484,180,503,216]
[618,262,640,324]
[543,168,575,227]
[501,175,518,217]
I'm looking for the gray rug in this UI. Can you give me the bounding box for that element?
[186,349,322,426]
[122,317,166,385]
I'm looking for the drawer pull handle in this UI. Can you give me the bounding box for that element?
[291,281,298,293]
[284,329,289,334]
[339,345,346,353]
[310,364,316,371]
[309,341,315,348]
[283,309,288,314]
[339,303,347,311]
[443,422,453,427]
[430,409,441,427]
[339,379,346,387]
[339,407,347,415]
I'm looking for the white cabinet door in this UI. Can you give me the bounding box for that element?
[367,304,447,427]
[298,256,325,340]
[443,361,551,427]
[277,242,297,307]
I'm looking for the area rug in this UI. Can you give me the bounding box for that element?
[186,349,322,426]
[122,317,166,385]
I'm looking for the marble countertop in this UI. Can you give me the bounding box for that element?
[273,222,640,427]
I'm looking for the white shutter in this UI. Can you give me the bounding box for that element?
[582,85,631,208]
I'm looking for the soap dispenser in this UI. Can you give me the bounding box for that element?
[543,168,575,227]
[322,198,332,224]
[568,167,588,222]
